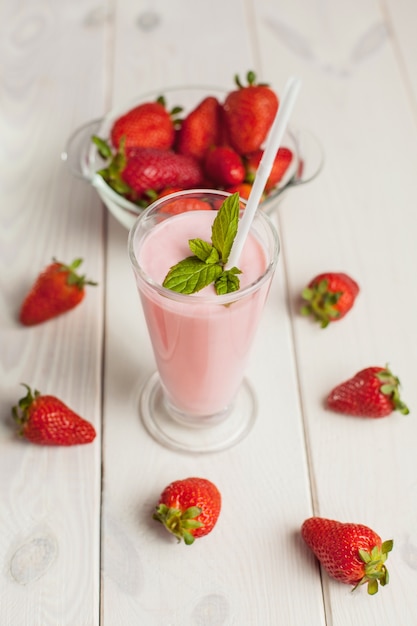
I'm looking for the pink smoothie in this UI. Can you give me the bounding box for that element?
[135,210,274,419]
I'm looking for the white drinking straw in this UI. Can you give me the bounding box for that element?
[225,76,301,269]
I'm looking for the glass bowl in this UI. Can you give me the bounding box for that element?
[62,86,324,230]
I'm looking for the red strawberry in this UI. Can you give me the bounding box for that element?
[223,71,279,155]
[245,146,293,191]
[176,96,222,160]
[12,384,96,446]
[121,148,203,197]
[157,187,183,197]
[160,196,214,215]
[153,477,221,545]
[110,98,176,151]
[301,272,359,328]
[204,146,245,187]
[148,187,217,211]
[19,258,97,326]
[301,517,393,595]
[225,182,254,201]
[327,365,409,417]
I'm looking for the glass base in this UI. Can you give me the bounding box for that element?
[139,372,257,453]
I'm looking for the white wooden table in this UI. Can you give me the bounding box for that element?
[1,1,417,624]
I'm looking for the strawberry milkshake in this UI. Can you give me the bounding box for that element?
[128,190,279,452]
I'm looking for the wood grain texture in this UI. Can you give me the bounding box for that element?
[257,0,417,623]
[1,0,417,623]
[0,1,105,624]
[101,0,322,623]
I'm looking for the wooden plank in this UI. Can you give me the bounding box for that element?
[257,0,417,622]
[385,0,417,107]
[0,1,106,623]
[100,0,325,623]
[2,0,416,622]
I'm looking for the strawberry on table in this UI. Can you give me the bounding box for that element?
[301,272,359,328]
[153,477,221,545]
[327,365,409,418]
[19,258,97,326]
[12,384,96,446]
[301,517,393,595]
[110,97,177,151]
[223,71,279,155]
[204,145,245,187]
[176,96,222,161]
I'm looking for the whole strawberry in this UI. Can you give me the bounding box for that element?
[301,517,393,595]
[153,477,221,545]
[301,272,359,328]
[19,258,97,326]
[176,96,222,161]
[12,384,96,446]
[159,196,214,215]
[225,182,254,201]
[327,365,409,417]
[223,71,279,155]
[110,98,176,151]
[122,148,203,197]
[204,146,245,187]
[245,146,293,192]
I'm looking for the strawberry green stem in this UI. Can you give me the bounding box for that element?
[377,367,409,415]
[301,279,343,328]
[53,258,98,289]
[153,504,203,545]
[354,539,393,595]
[12,384,40,433]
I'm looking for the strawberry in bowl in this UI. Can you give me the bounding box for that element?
[63,73,324,229]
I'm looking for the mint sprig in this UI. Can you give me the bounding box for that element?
[162,193,242,295]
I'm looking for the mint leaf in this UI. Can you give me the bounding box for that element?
[162,193,243,295]
[211,193,240,264]
[189,238,219,264]
[214,267,242,295]
[162,257,223,294]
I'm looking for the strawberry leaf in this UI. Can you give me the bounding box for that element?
[358,549,371,564]
[53,258,97,288]
[95,136,132,196]
[381,539,394,553]
[182,506,202,520]
[92,135,113,159]
[380,384,396,395]
[182,520,203,530]
[183,531,195,545]
[377,367,410,415]
[370,546,380,560]
[354,537,394,594]
[300,278,344,328]
[367,579,378,595]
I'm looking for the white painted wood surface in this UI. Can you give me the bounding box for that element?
[1,0,416,624]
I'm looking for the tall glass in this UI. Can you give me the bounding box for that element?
[128,190,280,453]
